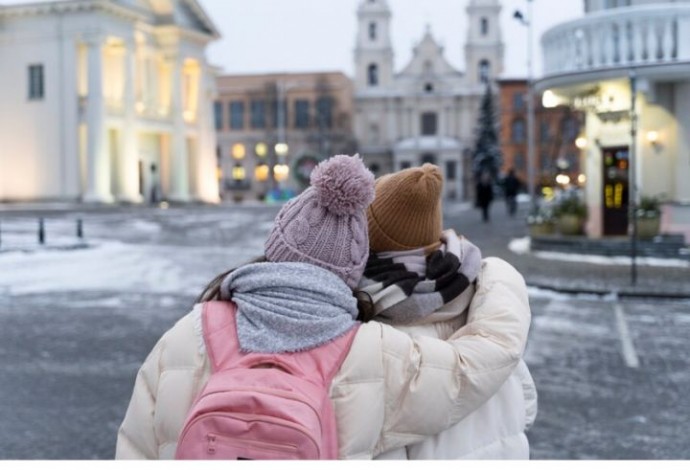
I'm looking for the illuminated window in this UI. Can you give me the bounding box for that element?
[254,164,269,182]
[232,164,246,181]
[231,143,246,160]
[255,142,268,158]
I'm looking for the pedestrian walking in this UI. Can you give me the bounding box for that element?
[115,155,531,460]
[503,168,521,217]
[361,164,536,459]
[476,170,494,222]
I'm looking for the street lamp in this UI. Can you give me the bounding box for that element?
[514,0,536,212]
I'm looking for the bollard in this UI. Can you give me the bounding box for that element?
[38,218,45,245]
[76,218,83,239]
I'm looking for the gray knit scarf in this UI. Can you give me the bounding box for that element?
[219,262,358,354]
[357,230,482,325]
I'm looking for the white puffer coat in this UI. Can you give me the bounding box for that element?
[374,284,538,459]
[115,257,532,459]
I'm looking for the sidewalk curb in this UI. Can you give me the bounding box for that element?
[527,281,690,301]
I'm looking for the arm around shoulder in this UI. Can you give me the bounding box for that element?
[373,257,532,453]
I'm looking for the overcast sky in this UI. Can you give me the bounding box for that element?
[199,0,584,79]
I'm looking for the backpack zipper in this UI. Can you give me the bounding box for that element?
[206,432,298,455]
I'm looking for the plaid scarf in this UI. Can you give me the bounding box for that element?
[357,230,482,325]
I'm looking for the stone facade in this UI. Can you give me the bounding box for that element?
[353,0,504,201]
[214,72,355,201]
[0,0,220,204]
[498,79,583,191]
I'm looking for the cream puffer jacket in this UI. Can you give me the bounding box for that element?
[374,285,538,459]
[115,257,531,460]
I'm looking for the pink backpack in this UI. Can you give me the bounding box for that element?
[175,301,359,460]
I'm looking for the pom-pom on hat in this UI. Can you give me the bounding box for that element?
[367,163,443,252]
[264,154,375,289]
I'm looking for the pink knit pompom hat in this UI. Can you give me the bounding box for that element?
[264,154,376,288]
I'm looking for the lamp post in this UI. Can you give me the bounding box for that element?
[629,69,638,286]
[514,0,536,212]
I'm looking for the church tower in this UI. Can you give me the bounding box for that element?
[354,0,394,91]
[464,0,504,86]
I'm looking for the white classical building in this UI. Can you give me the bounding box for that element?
[0,0,220,203]
[353,0,504,200]
[537,0,690,240]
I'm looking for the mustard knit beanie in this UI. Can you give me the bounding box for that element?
[367,163,443,252]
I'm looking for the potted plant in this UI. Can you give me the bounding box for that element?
[527,205,556,236]
[553,193,587,235]
[636,195,661,239]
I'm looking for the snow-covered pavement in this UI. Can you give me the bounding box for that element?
[1,204,689,459]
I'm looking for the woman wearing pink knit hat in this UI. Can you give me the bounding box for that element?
[361,163,537,459]
[116,155,532,460]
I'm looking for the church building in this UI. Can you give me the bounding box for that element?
[353,0,504,200]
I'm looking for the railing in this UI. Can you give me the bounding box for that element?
[542,4,690,76]
[0,218,86,251]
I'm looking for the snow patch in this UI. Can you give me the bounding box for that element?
[533,250,690,268]
[508,237,531,255]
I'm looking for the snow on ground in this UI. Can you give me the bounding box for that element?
[0,211,271,297]
[508,236,690,268]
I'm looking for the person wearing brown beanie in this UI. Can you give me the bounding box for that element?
[360,164,538,460]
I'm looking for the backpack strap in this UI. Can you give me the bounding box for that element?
[202,301,243,373]
[202,300,360,384]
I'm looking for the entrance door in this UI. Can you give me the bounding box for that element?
[602,146,630,236]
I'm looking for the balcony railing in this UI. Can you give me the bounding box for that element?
[542,4,690,77]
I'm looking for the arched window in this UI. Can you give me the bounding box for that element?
[367,63,379,86]
[481,17,489,36]
[479,59,490,83]
[369,22,377,40]
[512,119,526,143]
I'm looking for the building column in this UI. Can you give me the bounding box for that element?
[167,52,190,202]
[119,37,143,203]
[195,64,220,203]
[83,35,112,203]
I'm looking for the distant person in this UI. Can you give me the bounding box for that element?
[503,168,521,217]
[476,170,494,223]
[149,163,159,205]
[361,164,537,459]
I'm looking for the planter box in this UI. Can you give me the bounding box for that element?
[529,222,556,237]
[558,215,584,235]
[637,217,660,239]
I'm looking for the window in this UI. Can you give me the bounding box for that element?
[28,64,44,100]
[481,18,489,36]
[562,118,578,141]
[514,153,525,170]
[540,121,550,143]
[369,22,377,40]
[250,100,265,129]
[513,92,525,112]
[369,123,380,144]
[400,161,412,170]
[295,99,310,129]
[214,101,223,130]
[230,101,244,130]
[316,96,333,129]
[424,82,434,93]
[540,153,552,170]
[421,112,437,136]
[512,119,526,143]
[367,63,379,86]
[421,154,437,165]
[445,160,457,180]
[479,60,490,83]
